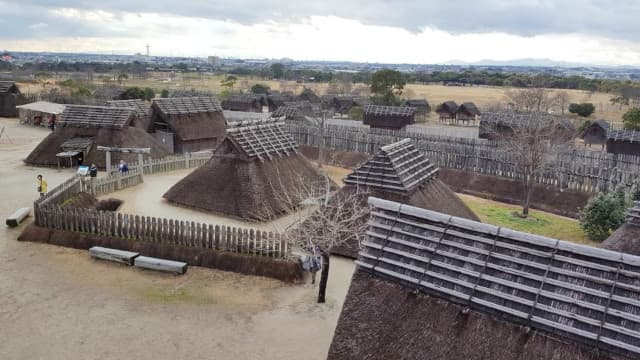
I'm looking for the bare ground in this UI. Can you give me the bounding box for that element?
[0,118,355,360]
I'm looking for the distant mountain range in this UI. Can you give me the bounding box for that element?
[445,58,634,69]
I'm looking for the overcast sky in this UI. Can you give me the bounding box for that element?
[1,1,640,65]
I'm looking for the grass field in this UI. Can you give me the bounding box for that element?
[20,71,628,124]
[458,194,598,246]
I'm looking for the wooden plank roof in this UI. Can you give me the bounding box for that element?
[343,138,438,193]
[608,129,640,143]
[0,81,17,94]
[59,105,133,129]
[358,197,640,358]
[153,97,222,115]
[226,120,298,160]
[106,99,149,116]
[223,110,271,125]
[364,105,416,117]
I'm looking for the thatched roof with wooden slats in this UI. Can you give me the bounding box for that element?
[221,95,263,112]
[458,101,481,116]
[344,138,437,193]
[363,105,416,129]
[403,98,431,113]
[163,121,327,220]
[329,197,640,360]
[332,139,478,258]
[223,110,271,125]
[436,100,459,115]
[225,120,298,160]
[59,105,135,129]
[0,81,18,94]
[608,129,640,143]
[150,97,225,146]
[106,99,149,116]
[153,97,221,115]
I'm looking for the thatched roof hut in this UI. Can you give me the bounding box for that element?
[221,95,263,112]
[0,81,22,117]
[479,111,575,141]
[163,119,328,221]
[332,139,478,258]
[457,101,481,122]
[271,101,317,122]
[606,129,640,156]
[25,105,169,169]
[581,119,609,148]
[403,99,431,120]
[602,203,640,255]
[328,197,640,360]
[106,99,150,130]
[362,105,415,130]
[149,97,225,153]
[435,100,458,120]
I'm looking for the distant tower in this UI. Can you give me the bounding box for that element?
[146,44,150,57]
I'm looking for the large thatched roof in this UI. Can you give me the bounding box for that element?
[436,100,459,115]
[0,81,18,94]
[163,120,328,220]
[333,139,478,258]
[106,99,149,116]
[602,203,640,254]
[150,97,225,145]
[363,105,416,129]
[59,105,134,129]
[329,197,640,360]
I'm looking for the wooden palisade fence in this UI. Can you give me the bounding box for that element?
[285,123,640,193]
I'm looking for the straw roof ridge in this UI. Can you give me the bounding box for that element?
[153,96,222,115]
[59,105,134,129]
[349,196,640,358]
[225,121,298,159]
[106,99,149,116]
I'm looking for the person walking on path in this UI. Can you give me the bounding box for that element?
[89,163,98,178]
[47,114,56,131]
[36,174,47,197]
[118,160,129,175]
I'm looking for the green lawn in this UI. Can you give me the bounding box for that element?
[458,194,599,247]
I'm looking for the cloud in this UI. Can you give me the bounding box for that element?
[28,23,48,29]
[6,0,640,41]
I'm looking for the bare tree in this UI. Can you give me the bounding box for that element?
[505,88,552,112]
[553,91,570,115]
[492,112,575,217]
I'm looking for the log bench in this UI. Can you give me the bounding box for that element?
[6,207,31,228]
[134,256,188,274]
[89,246,139,265]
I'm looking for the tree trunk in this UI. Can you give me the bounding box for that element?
[522,176,533,217]
[317,253,330,304]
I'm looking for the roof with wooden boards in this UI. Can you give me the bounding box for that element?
[358,197,640,358]
[608,129,640,143]
[223,110,272,125]
[59,105,134,129]
[0,81,18,94]
[343,138,438,193]
[364,105,416,117]
[152,97,222,115]
[106,99,149,116]
[225,119,298,160]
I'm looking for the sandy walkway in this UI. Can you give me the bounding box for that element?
[0,118,355,360]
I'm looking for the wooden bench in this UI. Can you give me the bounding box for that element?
[89,246,139,265]
[134,256,188,274]
[6,207,31,228]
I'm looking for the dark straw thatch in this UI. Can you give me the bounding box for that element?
[163,119,328,220]
[602,203,640,255]
[363,105,416,130]
[25,105,169,168]
[106,99,150,130]
[436,100,458,120]
[221,95,263,112]
[150,97,225,153]
[0,81,22,117]
[329,197,640,360]
[581,119,610,148]
[332,139,478,258]
[607,129,640,155]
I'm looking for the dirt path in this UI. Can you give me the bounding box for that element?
[0,118,355,360]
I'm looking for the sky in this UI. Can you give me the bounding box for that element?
[1,1,640,65]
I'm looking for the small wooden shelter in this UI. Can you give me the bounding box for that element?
[0,81,22,117]
[16,101,65,126]
[581,119,609,148]
[149,97,225,153]
[163,118,328,220]
[25,105,168,168]
[363,105,416,130]
[456,101,481,125]
[606,129,640,156]
[329,197,640,360]
[435,101,458,123]
[403,99,431,121]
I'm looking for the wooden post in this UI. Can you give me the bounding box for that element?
[138,153,144,179]
[105,151,112,176]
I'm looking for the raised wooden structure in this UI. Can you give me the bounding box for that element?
[581,119,609,148]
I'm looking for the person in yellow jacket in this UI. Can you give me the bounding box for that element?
[37,174,47,197]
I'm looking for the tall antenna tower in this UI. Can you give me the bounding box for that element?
[146,44,150,57]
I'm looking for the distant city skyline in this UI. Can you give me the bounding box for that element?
[2,1,640,66]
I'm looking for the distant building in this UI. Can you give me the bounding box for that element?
[435,101,458,122]
[580,119,609,149]
[403,99,431,121]
[456,102,481,125]
[207,56,221,66]
[363,105,416,130]
[0,81,22,117]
